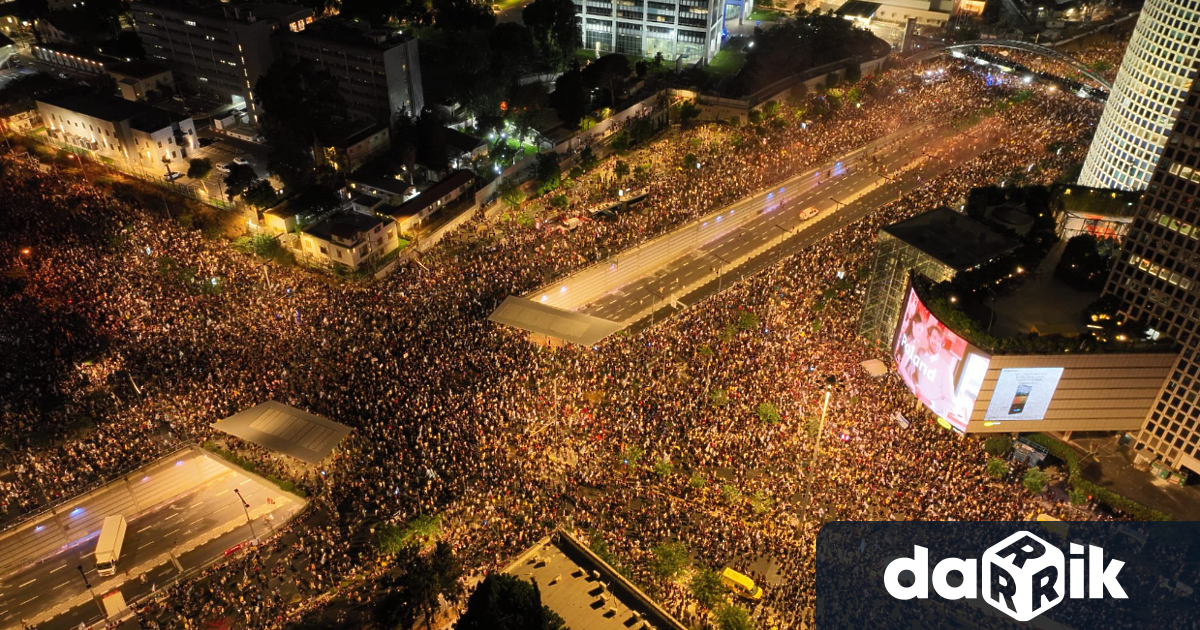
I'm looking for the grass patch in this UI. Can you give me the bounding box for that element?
[706,50,746,76]
[202,441,308,498]
[747,8,783,21]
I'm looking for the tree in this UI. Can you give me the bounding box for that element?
[762,100,781,118]
[499,178,527,210]
[243,179,277,208]
[612,160,630,179]
[549,194,569,210]
[756,402,781,425]
[458,573,557,630]
[984,435,1013,457]
[581,54,630,107]
[690,567,723,607]
[986,458,1009,479]
[843,61,862,83]
[716,604,756,630]
[579,146,599,170]
[682,153,698,170]
[187,158,212,180]
[523,0,580,62]
[1069,487,1089,506]
[254,60,348,191]
[550,68,588,129]
[534,152,562,195]
[650,542,690,580]
[376,542,464,630]
[434,0,496,30]
[223,163,258,201]
[1023,468,1049,495]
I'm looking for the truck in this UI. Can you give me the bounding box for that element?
[94,515,128,577]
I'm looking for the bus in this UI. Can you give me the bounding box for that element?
[721,567,764,600]
[95,515,128,577]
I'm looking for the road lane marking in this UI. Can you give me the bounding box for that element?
[165,513,182,521]
[140,541,156,549]
[138,525,154,533]
[18,579,35,588]
[239,479,251,486]
[54,582,69,590]
[19,596,37,606]
[49,565,66,574]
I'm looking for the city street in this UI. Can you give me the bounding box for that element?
[572,120,994,324]
[0,450,304,630]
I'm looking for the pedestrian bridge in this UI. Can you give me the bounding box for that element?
[908,40,1113,92]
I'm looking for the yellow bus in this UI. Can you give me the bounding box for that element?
[721,567,764,600]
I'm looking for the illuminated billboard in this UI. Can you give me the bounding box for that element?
[893,287,991,431]
[984,368,1065,421]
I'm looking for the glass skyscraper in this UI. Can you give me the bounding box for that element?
[1078,0,1200,190]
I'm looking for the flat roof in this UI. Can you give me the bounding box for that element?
[444,127,487,153]
[489,296,626,346]
[1056,184,1141,219]
[837,0,880,17]
[212,401,351,465]
[317,120,388,149]
[107,59,171,80]
[36,91,190,132]
[508,532,687,630]
[287,19,411,49]
[882,206,1019,271]
[349,170,411,196]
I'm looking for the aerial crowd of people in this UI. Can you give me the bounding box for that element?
[0,48,1130,630]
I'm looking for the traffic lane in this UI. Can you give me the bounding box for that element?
[0,470,284,626]
[0,479,232,624]
[38,498,306,630]
[590,125,987,322]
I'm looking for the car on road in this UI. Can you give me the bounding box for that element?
[232,156,252,166]
[164,171,184,182]
[800,206,820,220]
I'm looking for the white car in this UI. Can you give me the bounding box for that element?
[800,206,820,221]
[215,163,231,174]
[163,171,184,182]
[232,156,252,166]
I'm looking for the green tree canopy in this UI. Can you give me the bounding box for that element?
[690,567,724,607]
[222,163,258,201]
[650,541,690,580]
[458,573,559,630]
[187,158,212,180]
[254,60,347,191]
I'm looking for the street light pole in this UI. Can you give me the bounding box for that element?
[233,488,257,540]
[77,565,106,617]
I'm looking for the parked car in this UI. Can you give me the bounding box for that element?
[198,137,217,148]
[232,156,252,166]
[163,171,184,182]
[215,162,231,174]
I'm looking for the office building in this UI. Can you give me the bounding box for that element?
[1077,0,1200,190]
[572,0,723,63]
[1105,68,1200,476]
[279,20,424,124]
[38,92,198,174]
[131,0,314,121]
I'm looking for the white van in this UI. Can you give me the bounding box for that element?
[94,515,128,576]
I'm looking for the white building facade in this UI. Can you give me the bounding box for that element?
[573,0,723,63]
[1077,0,1200,190]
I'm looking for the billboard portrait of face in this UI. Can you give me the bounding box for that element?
[893,288,990,430]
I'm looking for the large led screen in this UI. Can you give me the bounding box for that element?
[983,367,1064,420]
[893,287,991,431]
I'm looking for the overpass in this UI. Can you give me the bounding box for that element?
[908,40,1113,91]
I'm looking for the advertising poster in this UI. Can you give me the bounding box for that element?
[893,288,991,431]
[984,367,1065,420]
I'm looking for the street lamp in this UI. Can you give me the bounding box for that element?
[233,488,257,540]
[76,565,106,616]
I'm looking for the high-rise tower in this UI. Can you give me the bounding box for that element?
[1078,0,1200,190]
[1105,65,1200,474]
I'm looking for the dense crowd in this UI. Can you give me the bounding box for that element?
[0,58,1121,630]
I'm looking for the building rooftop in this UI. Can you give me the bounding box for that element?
[444,127,488,154]
[133,0,312,24]
[317,120,388,149]
[506,531,686,630]
[836,0,880,18]
[106,59,171,80]
[37,91,190,132]
[882,206,1019,271]
[302,210,387,244]
[1055,184,1141,220]
[381,170,475,219]
[286,18,412,49]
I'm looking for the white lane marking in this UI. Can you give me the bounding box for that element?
[139,541,156,550]
[215,490,230,496]
[165,513,182,521]
[18,579,36,588]
[49,565,66,574]
[138,525,154,533]
[19,596,37,606]
[54,582,69,590]
[239,480,251,486]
